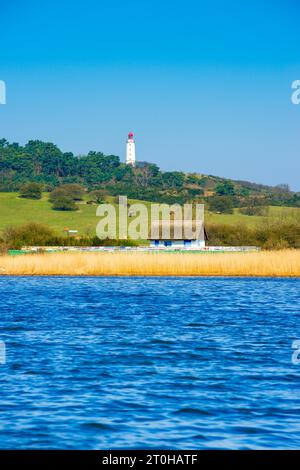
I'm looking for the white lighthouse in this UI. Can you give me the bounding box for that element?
[126,132,136,166]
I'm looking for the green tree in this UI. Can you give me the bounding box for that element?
[215,180,236,196]
[89,189,106,204]
[52,196,78,211]
[49,184,85,202]
[209,196,234,214]
[162,171,185,189]
[238,187,250,197]
[19,182,42,199]
[60,183,85,200]
[186,174,200,185]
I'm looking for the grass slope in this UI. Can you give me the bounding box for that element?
[0,192,299,236]
[0,192,98,236]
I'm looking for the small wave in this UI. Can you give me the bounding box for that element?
[81,422,114,430]
[174,407,212,416]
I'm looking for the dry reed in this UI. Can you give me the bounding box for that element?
[0,250,300,276]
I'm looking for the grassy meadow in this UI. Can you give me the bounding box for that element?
[0,192,98,236]
[0,250,299,277]
[0,192,299,236]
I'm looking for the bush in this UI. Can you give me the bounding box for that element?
[62,184,85,200]
[49,184,85,203]
[52,196,78,211]
[19,182,42,199]
[206,219,300,249]
[209,196,234,214]
[2,223,56,248]
[49,184,84,210]
[1,223,141,248]
[206,223,256,246]
[88,190,106,204]
[215,180,236,196]
[239,206,268,216]
[49,187,64,202]
[0,237,8,254]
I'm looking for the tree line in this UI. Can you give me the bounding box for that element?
[1,138,300,211]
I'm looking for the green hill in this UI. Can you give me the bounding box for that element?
[0,137,299,249]
[0,138,299,209]
[0,192,299,236]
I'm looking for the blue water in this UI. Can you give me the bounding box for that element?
[0,276,300,449]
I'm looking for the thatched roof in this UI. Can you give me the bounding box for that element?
[148,220,208,241]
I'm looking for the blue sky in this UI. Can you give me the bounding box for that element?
[0,0,299,189]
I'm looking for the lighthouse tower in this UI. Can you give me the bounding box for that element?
[126,132,136,166]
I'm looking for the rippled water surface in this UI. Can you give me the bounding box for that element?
[0,276,300,449]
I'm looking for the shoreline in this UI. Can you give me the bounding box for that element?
[0,250,299,277]
[0,274,299,278]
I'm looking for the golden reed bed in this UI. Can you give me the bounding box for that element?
[0,250,300,277]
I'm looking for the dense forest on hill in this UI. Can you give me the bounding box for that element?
[0,138,299,208]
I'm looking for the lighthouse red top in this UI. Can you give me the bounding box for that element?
[128,132,134,139]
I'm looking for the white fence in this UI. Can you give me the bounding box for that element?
[20,245,260,253]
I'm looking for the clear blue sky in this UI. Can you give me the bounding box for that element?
[0,0,299,189]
